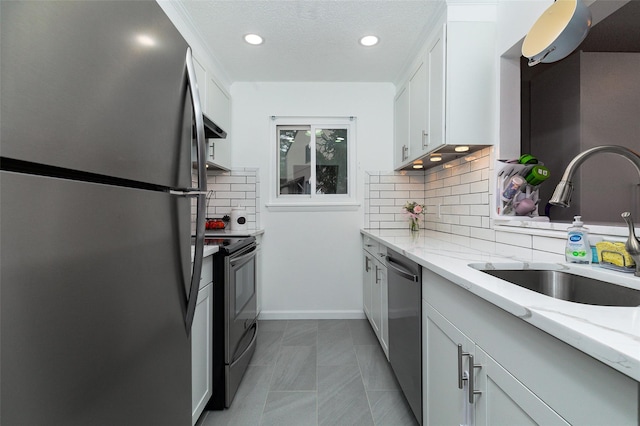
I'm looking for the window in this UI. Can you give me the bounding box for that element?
[269,117,357,209]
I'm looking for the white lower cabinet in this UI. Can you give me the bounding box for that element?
[424,301,567,426]
[362,237,389,358]
[191,256,213,425]
[422,267,639,426]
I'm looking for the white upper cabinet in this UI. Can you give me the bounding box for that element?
[393,84,410,168]
[205,77,231,170]
[394,8,496,170]
[409,59,428,160]
[193,53,232,171]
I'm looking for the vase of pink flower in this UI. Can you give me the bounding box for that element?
[403,201,425,232]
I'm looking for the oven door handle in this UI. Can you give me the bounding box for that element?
[230,246,257,267]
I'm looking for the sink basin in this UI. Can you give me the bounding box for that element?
[478,269,640,307]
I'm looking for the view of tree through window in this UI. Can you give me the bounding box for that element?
[316,129,348,194]
[277,124,349,197]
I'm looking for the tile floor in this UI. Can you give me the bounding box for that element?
[196,319,419,426]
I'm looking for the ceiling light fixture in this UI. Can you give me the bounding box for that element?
[412,160,423,169]
[244,34,264,45]
[359,35,379,47]
[454,146,470,152]
[430,154,442,162]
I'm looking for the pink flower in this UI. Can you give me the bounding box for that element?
[414,205,423,214]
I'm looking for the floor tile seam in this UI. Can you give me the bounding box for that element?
[261,327,288,424]
[354,338,378,426]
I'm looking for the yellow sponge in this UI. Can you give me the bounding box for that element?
[596,241,636,267]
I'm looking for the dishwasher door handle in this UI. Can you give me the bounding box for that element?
[386,256,419,282]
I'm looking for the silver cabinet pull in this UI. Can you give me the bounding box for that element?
[365,256,371,272]
[468,354,482,404]
[422,130,429,149]
[457,344,469,389]
[375,265,381,284]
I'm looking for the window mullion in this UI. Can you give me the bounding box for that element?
[310,126,317,197]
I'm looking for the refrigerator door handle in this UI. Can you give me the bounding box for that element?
[183,46,207,336]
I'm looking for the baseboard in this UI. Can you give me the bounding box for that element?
[258,310,366,320]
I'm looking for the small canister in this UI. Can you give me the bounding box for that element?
[525,165,550,186]
[502,175,525,201]
[230,207,248,231]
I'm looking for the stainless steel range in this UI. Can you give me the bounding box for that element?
[206,237,258,409]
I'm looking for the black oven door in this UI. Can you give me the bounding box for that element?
[225,243,257,363]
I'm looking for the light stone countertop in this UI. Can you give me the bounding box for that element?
[204,228,265,238]
[362,228,640,382]
[191,245,219,259]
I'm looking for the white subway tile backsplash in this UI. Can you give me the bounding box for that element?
[231,184,256,192]
[496,231,532,248]
[371,183,396,191]
[196,169,260,229]
[460,170,483,184]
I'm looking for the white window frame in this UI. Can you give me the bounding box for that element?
[267,116,359,211]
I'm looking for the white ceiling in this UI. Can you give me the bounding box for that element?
[178,0,445,83]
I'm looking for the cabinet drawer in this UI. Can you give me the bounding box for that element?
[200,255,213,288]
[363,237,378,256]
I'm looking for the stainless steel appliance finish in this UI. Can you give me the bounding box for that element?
[1,2,211,424]
[479,268,640,306]
[209,237,258,409]
[386,249,423,425]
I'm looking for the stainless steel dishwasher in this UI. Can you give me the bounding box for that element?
[386,248,422,425]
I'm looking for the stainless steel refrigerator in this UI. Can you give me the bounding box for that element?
[1,2,210,424]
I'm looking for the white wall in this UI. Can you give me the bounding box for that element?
[230,82,395,319]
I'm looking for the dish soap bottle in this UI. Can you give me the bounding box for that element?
[565,216,591,264]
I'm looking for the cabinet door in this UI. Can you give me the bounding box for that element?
[427,26,445,151]
[474,347,569,426]
[192,56,208,114]
[206,78,231,170]
[409,59,428,159]
[423,301,473,426]
[370,258,382,335]
[192,283,213,425]
[394,84,410,168]
[363,251,374,319]
[379,264,389,359]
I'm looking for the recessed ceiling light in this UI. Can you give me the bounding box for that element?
[359,35,379,47]
[454,146,470,152]
[244,34,264,45]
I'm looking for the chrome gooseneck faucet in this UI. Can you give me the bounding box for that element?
[622,212,640,277]
[549,145,640,275]
[549,145,640,208]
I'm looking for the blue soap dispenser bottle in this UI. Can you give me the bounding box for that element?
[565,216,591,264]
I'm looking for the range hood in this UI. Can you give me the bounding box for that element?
[193,114,228,172]
[398,144,491,171]
[203,114,227,139]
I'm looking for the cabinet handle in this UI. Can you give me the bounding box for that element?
[468,354,482,404]
[375,265,381,284]
[365,256,371,272]
[457,344,469,389]
[422,130,429,149]
[402,145,408,161]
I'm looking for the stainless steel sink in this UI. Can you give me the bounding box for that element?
[478,269,640,307]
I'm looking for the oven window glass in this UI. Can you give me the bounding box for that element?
[234,259,255,316]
